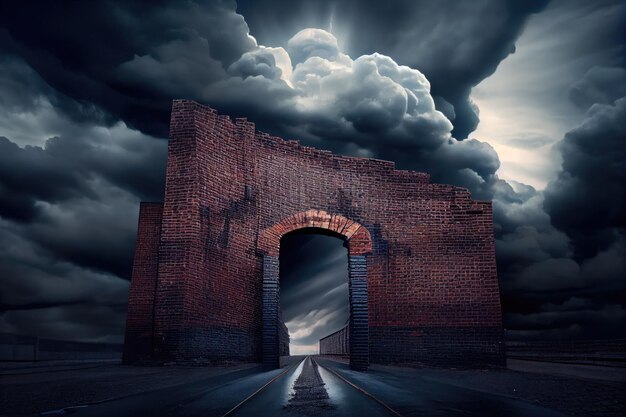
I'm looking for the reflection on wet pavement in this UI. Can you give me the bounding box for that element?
[284,357,333,415]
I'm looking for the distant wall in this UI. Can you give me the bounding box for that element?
[320,326,349,355]
[0,333,122,361]
[279,319,290,356]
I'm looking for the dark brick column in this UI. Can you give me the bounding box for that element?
[262,255,280,368]
[123,202,163,363]
[349,255,369,371]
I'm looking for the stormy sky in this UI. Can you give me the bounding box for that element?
[0,0,624,352]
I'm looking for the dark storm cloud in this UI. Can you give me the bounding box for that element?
[0,50,167,340]
[494,67,626,340]
[569,67,626,111]
[0,172,140,340]
[544,88,626,259]
[0,55,111,131]
[0,122,165,277]
[0,53,167,205]
[1,0,511,204]
[0,137,94,221]
[0,219,130,342]
[237,0,549,138]
[0,1,282,342]
[0,125,166,224]
[1,1,503,199]
[0,0,256,136]
[229,36,500,200]
[0,0,623,346]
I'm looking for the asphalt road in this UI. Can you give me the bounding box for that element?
[28,356,581,417]
[231,356,391,417]
[316,358,570,417]
[52,362,293,417]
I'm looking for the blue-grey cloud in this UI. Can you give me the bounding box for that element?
[569,67,626,111]
[545,89,626,259]
[236,0,550,139]
[0,0,623,346]
[495,65,626,340]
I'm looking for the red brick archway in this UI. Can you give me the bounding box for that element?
[259,210,372,370]
[123,101,505,369]
[258,210,373,256]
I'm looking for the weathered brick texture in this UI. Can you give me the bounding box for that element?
[123,100,504,368]
[123,203,162,363]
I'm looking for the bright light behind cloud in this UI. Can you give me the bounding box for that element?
[470,0,622,190]
[471,90,561,189]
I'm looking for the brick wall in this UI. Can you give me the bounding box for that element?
[123,202,162,363]
[123,100,504,368]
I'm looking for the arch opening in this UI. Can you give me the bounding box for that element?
[260,211,371,371]
[279,230,349,358]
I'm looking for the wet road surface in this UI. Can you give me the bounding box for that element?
[32,356,576,417]
[232,357,391,417]
[316,358,569,417]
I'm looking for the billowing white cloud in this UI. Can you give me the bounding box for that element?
[287,28,341,64]
[228,46,293,83]
[225,28,473,185]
